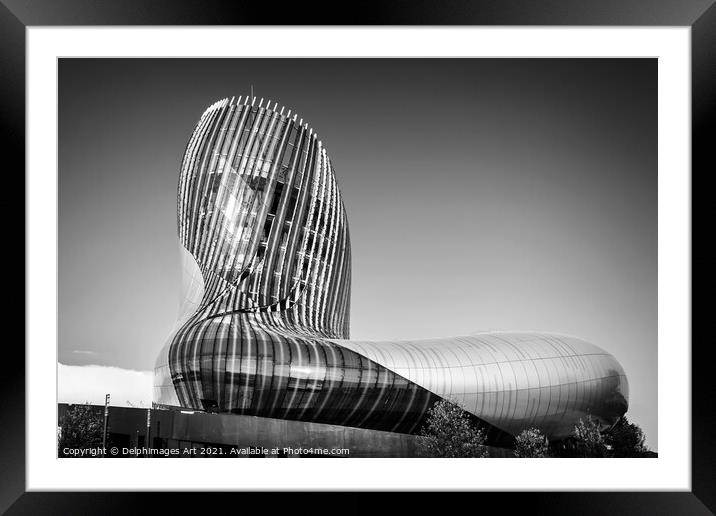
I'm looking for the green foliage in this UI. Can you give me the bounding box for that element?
[58,404,105,457]
[417,399,488,457]
[572,415,609,457]
[605,416,649,457]
[514,427,550,458]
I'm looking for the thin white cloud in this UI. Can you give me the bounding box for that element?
[58,363,153,408]
[70,350,98,355]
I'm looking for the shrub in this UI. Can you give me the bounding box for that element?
[573,415,609,457]
[605,416,649,457]
[58,403,105,457]
[417,399,488,457]
[514,427,550,458]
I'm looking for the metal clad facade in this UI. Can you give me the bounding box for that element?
[154,98,628,441]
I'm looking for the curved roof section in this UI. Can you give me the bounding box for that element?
[337,332,628,439]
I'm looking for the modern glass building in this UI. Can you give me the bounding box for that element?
[154,96,628,444]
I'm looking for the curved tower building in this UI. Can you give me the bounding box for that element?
[154,96,628,443]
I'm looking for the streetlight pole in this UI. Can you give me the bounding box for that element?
[102,393,110,456]
[145,407,151,457]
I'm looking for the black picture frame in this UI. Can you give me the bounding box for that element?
[6,0,712,513]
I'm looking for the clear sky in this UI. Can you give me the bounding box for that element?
[58,58,657,449]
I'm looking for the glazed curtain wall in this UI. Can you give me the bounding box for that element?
[163,312,441,434]
[175,97,351,339]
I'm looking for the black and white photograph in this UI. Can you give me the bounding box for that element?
[57,57,657,460]
[11,8,706,508]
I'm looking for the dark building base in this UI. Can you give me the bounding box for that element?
[57,403,514,458]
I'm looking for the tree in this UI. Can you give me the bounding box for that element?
[514,427,550,458]
[58,403,105,457]
[605,416,649,457]
[417,399,488,457]
[572,415,609,457]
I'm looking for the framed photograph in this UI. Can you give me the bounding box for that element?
[10,0,710,512]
